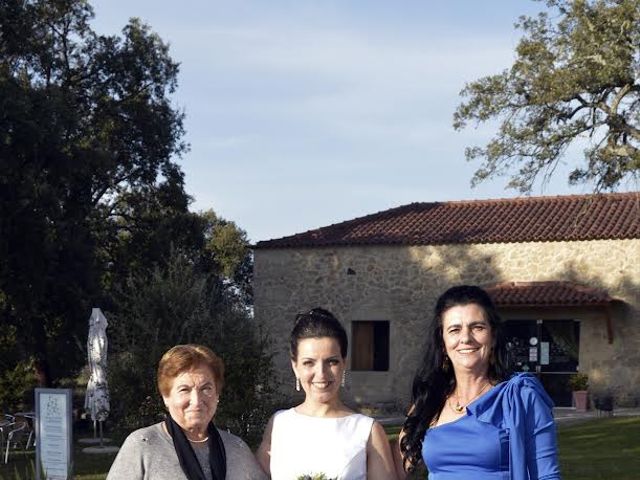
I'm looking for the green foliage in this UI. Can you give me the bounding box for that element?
[454,0,640,192]
[200,210,250,279]
[0,325,37,411]
[199,209,253,307]
[569,372,589,390]
[0,359,38,412]
[108,251,277,447]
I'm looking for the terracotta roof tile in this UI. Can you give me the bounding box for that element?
[485,281,615,307]
[255,192,639,248]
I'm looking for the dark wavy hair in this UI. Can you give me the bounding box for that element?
[400,285,513,472]
[290,307,348,360]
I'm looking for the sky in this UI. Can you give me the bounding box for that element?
[89,1,624,243]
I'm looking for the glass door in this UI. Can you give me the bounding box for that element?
[503,319,580,407]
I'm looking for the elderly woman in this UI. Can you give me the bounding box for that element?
[397,285,561,479]
[107,344,266,480]
[256,307,396,479]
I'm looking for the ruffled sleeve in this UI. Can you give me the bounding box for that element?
[468,373,562,480]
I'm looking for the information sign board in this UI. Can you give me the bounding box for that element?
[35,388,73,480]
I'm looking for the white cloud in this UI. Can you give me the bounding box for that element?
[176,23,519,157]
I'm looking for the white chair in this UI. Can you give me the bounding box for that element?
[0,414,15,457]
[21,413,36,449]
[3,420,31,464]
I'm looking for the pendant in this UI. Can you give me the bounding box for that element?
[453,402,465,413]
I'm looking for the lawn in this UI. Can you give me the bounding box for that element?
[557,416,640,480]
[0,416,637,479]
[0,436,120,480]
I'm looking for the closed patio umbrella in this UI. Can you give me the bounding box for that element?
[84,308,110,445]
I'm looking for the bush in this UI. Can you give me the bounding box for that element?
[0,358,38,412]
[107,252,277,446]
[0,325,38,411]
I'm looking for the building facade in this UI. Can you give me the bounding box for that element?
[254,193,639,409]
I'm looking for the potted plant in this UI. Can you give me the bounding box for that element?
[569,373,589,412]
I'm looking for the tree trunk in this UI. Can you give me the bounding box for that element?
[30,316,52,387]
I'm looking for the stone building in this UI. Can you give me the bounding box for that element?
[254,192,639,409]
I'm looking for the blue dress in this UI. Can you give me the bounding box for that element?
[422,373,561,480]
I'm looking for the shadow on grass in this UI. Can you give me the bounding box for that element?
[558,416,640,480]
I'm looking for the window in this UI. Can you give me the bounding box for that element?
[351,321,390,371]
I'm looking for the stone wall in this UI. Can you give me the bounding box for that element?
[254,239,640,408]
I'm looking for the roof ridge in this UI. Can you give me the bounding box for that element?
[413,191,638,207]
[256,201,429,244]
[255,191,640,248]
[487,280,606,290]
[485,281,615,307]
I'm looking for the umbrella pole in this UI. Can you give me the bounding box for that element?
[99,420,104,447]
[93,419,97,439]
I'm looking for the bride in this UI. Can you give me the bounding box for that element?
[256,308,396,480]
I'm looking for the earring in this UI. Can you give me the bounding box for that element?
[341,370,346,388]
[295,377,301,391]
[442,355,450,372]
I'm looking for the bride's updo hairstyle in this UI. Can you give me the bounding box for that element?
[290,308,348,360]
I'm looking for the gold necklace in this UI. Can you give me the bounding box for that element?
[449,383,491,414]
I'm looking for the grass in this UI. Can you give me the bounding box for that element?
[557,416,640,480]
[0,416,637,479]
[0,434,120,480]
[384,424,402,442]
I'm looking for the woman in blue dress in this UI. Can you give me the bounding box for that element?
[397,285,561,480]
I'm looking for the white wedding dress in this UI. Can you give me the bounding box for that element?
[269,408,374,480]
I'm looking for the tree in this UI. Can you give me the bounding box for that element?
[199,209,253,308]
[0,0,190,385]
[106,178,206,286]
[453,0,640,193]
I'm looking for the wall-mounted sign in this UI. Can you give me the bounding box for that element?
[540,341,550,365]
[35,388,73,480]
